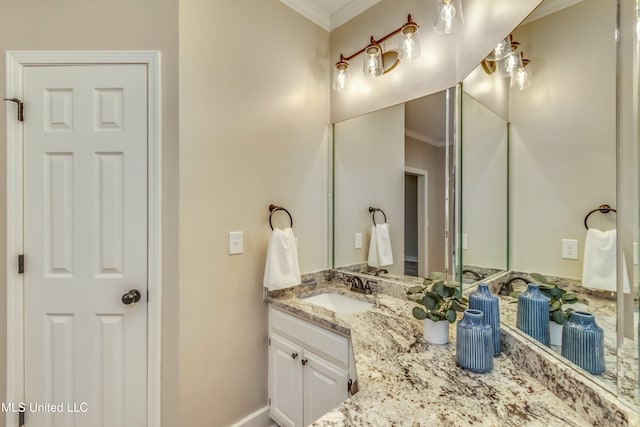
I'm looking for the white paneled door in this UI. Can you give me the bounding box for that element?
[23,65,148,427]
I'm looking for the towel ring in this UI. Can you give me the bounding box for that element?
[584,204,616,229]
[368,207,387,226]
[269,204,293,230]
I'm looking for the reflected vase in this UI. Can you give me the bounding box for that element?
[549,321,563,347]
[456,309,493,373]
[561,311,605,375]
[469,283,501,356]
[516,284,550,346]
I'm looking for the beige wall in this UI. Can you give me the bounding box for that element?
[463,63,510,121]
[405,137,446,272]
[330,0,542,123]
[178,0,330,425]
[509,0,616,278]
[0,1,180,426]
[334,104,405,274]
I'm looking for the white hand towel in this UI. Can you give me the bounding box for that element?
[367,223,393,268]
[263,228,301,290]
[582,228,630,293]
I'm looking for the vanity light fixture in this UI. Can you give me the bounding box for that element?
[485,35,515,61]
[482,35,532,91]
[332,14,420,92]
[511,54,532,91]
[434,0,463,34]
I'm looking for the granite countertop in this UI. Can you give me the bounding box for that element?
[265,279,592,426]
[488,272,639,406]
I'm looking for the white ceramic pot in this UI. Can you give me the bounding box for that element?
[423,318,449,345]
[549,321,563,347]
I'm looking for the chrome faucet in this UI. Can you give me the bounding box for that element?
[347,276,373,295]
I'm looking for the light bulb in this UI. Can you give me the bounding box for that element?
[367,55,379,78]
[441,3,456,22]
[511,66,531,90]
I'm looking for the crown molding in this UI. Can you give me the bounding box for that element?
[280,0,381,31]
[405,129,446,147]
[521,0,582,25]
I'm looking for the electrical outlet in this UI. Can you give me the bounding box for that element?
[562,239,578,260]
[355,233,362,249]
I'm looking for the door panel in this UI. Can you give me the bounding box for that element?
[269,334,303,427]
[23,64,148,427]
[303,351,349,426]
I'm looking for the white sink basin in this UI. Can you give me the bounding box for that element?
[301,293,373,314]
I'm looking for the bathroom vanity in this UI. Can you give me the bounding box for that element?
[265,271,635,426]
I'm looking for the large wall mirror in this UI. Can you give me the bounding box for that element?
[458,87,509,286]
[481,0,639,410]
[332,89,453,283]
[329,0,639,412]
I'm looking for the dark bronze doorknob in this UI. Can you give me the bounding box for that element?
[122,289,142,305]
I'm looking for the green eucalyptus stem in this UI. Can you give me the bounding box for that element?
[407,272,468,324]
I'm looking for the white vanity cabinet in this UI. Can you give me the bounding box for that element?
[268,306,353,427]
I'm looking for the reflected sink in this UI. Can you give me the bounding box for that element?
[301,293,373,314]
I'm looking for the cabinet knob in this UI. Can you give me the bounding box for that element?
[301,359,308,366]
[291,352,298,359]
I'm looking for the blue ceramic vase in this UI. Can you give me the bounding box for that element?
[469,283,501,356]
[561,311,605,375]
[456,309,493,373]
[516,283,550,346]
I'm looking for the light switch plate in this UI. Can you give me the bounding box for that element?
[355,233,362,249]
[462,234,468,250]
[634,242,638,265]
[229,231,243,255]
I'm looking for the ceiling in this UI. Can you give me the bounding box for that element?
[280,0,381,31]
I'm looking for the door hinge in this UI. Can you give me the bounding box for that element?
[147,290,149,302]
[3,98,24,122]
[268,337,271,346]
[18,254,24,274]
[19,410,25,426]
[268,398,271,407]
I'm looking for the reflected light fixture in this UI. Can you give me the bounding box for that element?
[511,54,532,90]
[482,34,532,91]
[498,44,521,77]
[332,14,420,92]
[485,35,514,61]
[434,0,463,34]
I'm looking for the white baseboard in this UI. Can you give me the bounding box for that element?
[229,406,273,427]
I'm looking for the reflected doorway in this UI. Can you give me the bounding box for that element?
[405,168,428,277]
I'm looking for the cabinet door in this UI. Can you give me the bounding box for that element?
[303,350,349,426]
[269,334,303,427]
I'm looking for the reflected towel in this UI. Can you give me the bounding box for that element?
[367,223,393,268]
[263,228,301,290]
[582,228,630,293]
